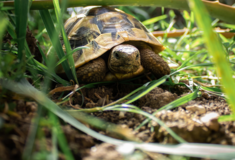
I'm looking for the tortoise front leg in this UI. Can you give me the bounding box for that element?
[76,58,107,83]
[139,43,170,78]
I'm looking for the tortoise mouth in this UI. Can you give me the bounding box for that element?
[109,63,140,73]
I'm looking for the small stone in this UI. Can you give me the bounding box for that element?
[155,110,169,117]
[119,111,126,119]
[26,101,38,112]
[232,137,235,145]
[186,105,206,115]
[200,112,220,131]
[127,121,134,128]
[116,143,135,155]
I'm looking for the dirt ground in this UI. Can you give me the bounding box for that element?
[1,78,234,160]
[1,29,234,159]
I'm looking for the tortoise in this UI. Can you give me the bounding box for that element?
[59,6,170,82]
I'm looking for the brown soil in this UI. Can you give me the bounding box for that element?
[0,80,234,160]
[1,28,234,160]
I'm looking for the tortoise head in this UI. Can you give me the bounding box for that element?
[108,44,141,73]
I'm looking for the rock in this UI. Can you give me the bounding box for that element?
[154,109,210,143]
[200,112,220,131]
[138,87,178,109]
[186,105,206,115]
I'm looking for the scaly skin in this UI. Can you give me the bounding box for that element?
[76,58,106,83]
[138,42,170,78]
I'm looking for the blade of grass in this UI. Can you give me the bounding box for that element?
[56,46,87,66]
[5,10,38,70]
[39,10,74,81]
[103,104,186,143]
[142,15,167,26]
[200,86,224,97]
[14,0,29,60]
[49,113,74,160]
[218,114,235,122]
[188,0,235,115]
[22,105,43,160]
[123,62,213,105]
[0,14,8,50]
[23,21,60,158]
[37,43,48,65]
[27,62,69,86]
[66,110,139,141]
[52,0,78,83]
[126,75,169,104]
[5,18,37,79]
[177,50,207,70]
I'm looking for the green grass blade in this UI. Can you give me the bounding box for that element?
[126,75,169,104]
[171,63,214,76]
[22,105,43,160]
[188,0,235,114]
[103,104,186,143]
[14,0,29,60]
[36,63,69,86]
[160,88,200,111]
[49,113,74,160]
[37,43,48,65]
[200,86,224,97]
[0,13,8,50]
[142,14,167,26]
[177,50,206,70]
[52,0,78,83]
[123,62,212,105]
[218,114,235,122]
[6,19,16,39]
[56,46,87,66]
[102,62,214,108]
[39,10,74,82]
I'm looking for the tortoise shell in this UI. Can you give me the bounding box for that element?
[63,6,165,69]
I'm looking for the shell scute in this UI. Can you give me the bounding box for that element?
[64,17,82,35]
[69,26,100,49]
[87,7,117,16]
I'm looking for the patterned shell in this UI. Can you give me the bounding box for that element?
[64,6,165,68]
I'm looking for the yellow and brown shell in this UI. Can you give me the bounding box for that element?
[63,6,165,68]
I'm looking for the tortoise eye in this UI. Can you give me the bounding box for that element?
[114,51,120,59]
[136,53,139,60]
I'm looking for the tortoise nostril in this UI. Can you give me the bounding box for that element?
[136,54,139,60]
